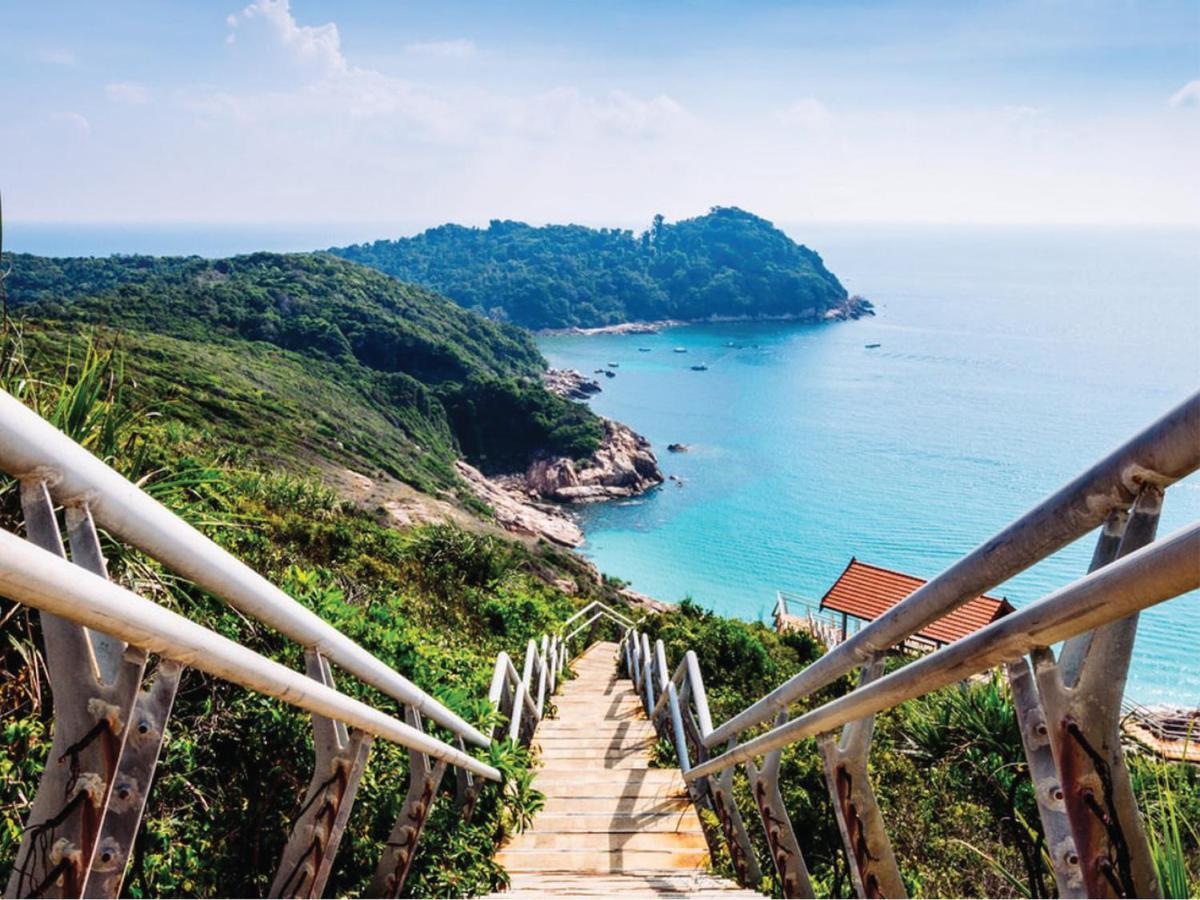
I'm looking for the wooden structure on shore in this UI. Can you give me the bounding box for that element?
[1122,698,1199,763]
[776,558,1014,652]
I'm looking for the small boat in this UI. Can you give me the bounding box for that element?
[865,343,881,349]
[607,362,620,368]
[673,347,688,353]
[638,347,652,352]
[690,364,708,371]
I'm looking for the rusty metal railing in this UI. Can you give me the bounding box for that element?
[623,391,1200,899]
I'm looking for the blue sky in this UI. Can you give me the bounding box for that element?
[3,0,1198,227]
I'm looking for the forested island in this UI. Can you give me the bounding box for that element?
[331,207,871,330]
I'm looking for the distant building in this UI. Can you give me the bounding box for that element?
[776,558,1014,652]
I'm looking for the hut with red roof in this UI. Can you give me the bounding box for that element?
[817,558,1014,649]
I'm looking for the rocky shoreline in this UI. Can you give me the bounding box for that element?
[536,295,875,336]
[524,418,663,503]
[543,367,603,400]
[457,415,664,547]
[454,461,586,547]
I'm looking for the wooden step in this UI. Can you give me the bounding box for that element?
[540,758,657,771]
[535,768,682,783]
[536,730,657,742]
[541,795,691,814]
[535,740,656,752]
[540,748,657,763]
[514,813,703,833]
[494,644,716,886]
[536,780,687,799]
[492,873,761,897]
[495,849,708,873]
[505,831,707,852]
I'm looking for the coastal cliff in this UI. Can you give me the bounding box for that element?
[456,417,664,546]
[525,418,663,503]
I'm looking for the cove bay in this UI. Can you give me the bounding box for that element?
[541,224,1200,706]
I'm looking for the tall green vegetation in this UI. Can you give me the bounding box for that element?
[331,207,854,330]
[0,334,600,896]
[1132,737,1199,898]
[6,252,603,476]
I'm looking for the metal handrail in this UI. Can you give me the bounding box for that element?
[561,598,634,631]
[1,389,620,897]
[686,523,1199,779]
[706,390,1200,746]
[0,529,500,780]
[487,602,633,744]
[0,389,487,747]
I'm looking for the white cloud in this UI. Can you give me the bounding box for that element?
[404,39,476,59]
[505,88,689,141]
[105,81,152,105]
[50,111,91,137]
[213,1,689,147]
[777,98,831,131]
[1168,79,1200,109]
[1001,104,1041,125]
[226,0,346,76]
[37,48,77,66]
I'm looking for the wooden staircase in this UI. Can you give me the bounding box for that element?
[490,641,758,897]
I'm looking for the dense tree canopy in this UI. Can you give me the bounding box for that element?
[7,252,603,475]
[330,207,850,330]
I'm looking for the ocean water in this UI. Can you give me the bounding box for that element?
[540,225,1200,706]
[4,222,416,258]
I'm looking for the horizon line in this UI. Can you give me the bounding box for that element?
[8,218,1200,231]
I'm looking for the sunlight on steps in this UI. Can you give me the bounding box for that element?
[489,641,758,898]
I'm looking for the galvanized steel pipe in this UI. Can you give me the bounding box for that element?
[688,521,1200,780]
[0,528,501,780]
[0,390,488,746]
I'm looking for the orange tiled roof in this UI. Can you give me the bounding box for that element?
[819,558,1014,646]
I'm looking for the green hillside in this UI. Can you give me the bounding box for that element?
[6,252,602,478]
[330,207,854,330]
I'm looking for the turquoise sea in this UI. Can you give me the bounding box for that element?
[540,225,1200,707]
